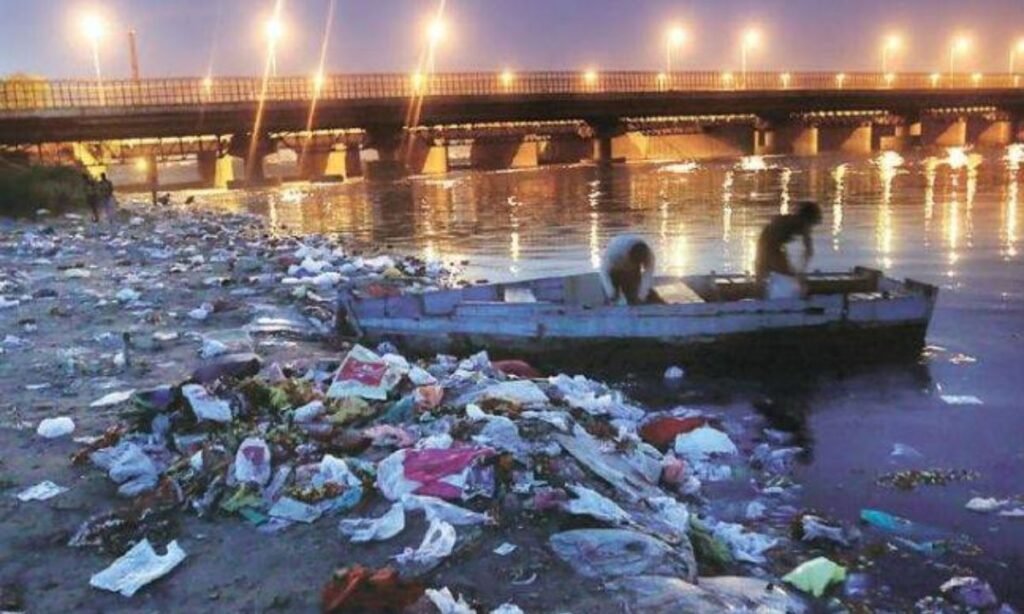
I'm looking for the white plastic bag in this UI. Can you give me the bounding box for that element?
[234,437,271,486]
[182,384,232,423]
[90,539,187,597]
[339,502,406,542]
[36,416,75,438]
[394,520,456,567]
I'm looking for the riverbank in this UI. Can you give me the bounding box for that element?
[0,199,1019,612]
[0,161,87,217]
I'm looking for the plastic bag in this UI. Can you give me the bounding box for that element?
[394,520,456,567]
[182,384,232,423]
[707,519,779,564]
[563,484,631,525]
[425,587,474,614]
[16,481,68,501]
[401,494,492,526]
[269,496,322,523]
[673,426,738,461]
[339,502,406,542]
[327,345,400,401]
[549,528,695,580]
[90,539,187,597]
[377,447,494,501]
[36,416,75,438]
[783,556,847,597]
[234,437,272,486]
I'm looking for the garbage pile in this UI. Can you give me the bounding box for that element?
[59,337,861,611]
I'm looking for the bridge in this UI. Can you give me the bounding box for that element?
[2,71,1022,188]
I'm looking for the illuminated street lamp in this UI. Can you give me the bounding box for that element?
[835,73,846,89]
[500,69,515,89]
[424,17,447,74]
[265,17,285,77]
[81,13,107,103]
[780,72,791,88]
[740,27,762,89]
[930,72,941,88]
[312,71,325,93]
[1010,39,1024,85]
[881,34,902,75]
[971,72,983,87]
[665,25,687,86]
[583,69,599,88]
[949,35,971,80]
[884,72,896,88]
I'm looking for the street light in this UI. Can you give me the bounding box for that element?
[835,73,846,89]
[265,17,285,77]
[780,72,791,88]
[881,34,902,75]
[740,27,762,89]
[1010,39,1024,84]
[424,17,447,74]
[583,69,598,88]
[500,69,515,89]
[665,25,687,86]
[930,72,941,88]
[80,13,107,103]
[949,35,971,80]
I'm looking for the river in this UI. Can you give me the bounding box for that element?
[195,146,1024,604]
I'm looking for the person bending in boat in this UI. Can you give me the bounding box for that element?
[600,235,665,305]
[754,200,823,285]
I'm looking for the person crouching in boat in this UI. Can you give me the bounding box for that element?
[755,200,823,296]
[600,235,665,305]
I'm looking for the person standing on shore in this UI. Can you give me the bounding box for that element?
[97,173,116,220]
[82,173,100,222]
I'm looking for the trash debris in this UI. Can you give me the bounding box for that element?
[800,514,857,547]
[377,447,494,501]
[890,443,924,459]
[549,528,696,581]
[640,416,706,450]
[783,556,847,597]
[269,496,322,524]
[859,509,950,553]
[321,565,424,613]
[941,395,983,406]
[706,519,779,564]
[876,468,978,490]
[234,437,272,486]
[673,426,738,461]
[182,384,232,423]
[563,483,631,525]
[401,494,492,526]
[493,542,517,556]
[89,390,136,408]
[328,345,399,400]
[15,481,68,501]
[939,576,999,609]
[89,539,186,597]
[394,519,457,567]
[965,497,1010,513]
[36,416,75,438]
[607,575,803,612]
[339,503,406,542]
[426,587,475,614]
[664,365,686,380]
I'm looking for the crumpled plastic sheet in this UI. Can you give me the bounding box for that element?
[563,484,631,525]
[783,556,847,597]
[707,519,779,564]
[89,539,187,597]
[426,587,475,614]
[547,374,644,421]
[339,502,406,543]
[91,442,161,497]
[394,519,456,567]
[269,496,323,523]
[16,481,68,501]
[555,425,662,504]
[182,384,232,423]
[314,454,362,490]
[549,528,695,581]
[401,494,492,526]
[673,426,738,462]
[377,446,494,501]
[327,345,400,401]
[472,380,549,408]
[607,575,804,613]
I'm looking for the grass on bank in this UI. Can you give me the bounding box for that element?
[0,160,87,217]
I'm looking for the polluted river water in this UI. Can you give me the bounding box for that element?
[193,145,1024,605]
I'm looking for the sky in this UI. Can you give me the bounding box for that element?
[2,0,1023,79]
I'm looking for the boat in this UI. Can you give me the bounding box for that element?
[335,267,938,371]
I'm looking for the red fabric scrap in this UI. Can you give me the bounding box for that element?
[322,565,423,613]
[639,416,707,451]
[492,360,543,379]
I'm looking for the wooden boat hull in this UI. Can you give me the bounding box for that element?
[337,268,937,372]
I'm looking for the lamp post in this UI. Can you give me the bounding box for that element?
[740,28,761,89]
[882,34,902,75]
[81,14,107,104]
[426,18,446,75]
[665,26,686,89]
[1010,39,1024,86]
[949,35,970,83]
[265,18,284,77]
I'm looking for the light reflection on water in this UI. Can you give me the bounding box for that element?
[199,148,1022,289]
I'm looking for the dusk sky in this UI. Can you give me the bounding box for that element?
[2,0,1023,79]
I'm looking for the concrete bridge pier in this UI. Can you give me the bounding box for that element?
[539,136,593,165]
[758,122,818,156]
[363,127,407,180]
[872,123,914,151]
[298,148,350,182]
[407,138,449,175]
[967,117,1014,148]
[817,123,872,154]
[225,133,279,188]
[469,138,539,170]
[197,151,236,189]
[646,125,756,159]
[921,117,967,148]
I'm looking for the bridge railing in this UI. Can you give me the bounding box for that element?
[1,71,1020,112]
